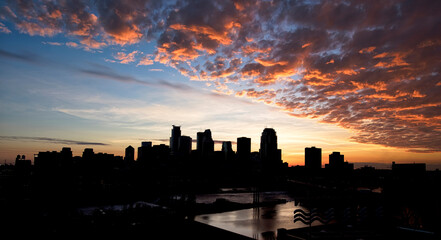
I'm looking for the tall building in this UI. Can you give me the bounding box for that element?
[325,151,353,170]
[178,136,192,156]
[196,132,204,152]
[222,141,233,153]
[170,125,181,155]
[222,141,234,162]
[305,146,321,169]
[82,148,95,161]
[201,129,214,157]
[259,128,282,169]
[237,137,251,162]
[125,145,135,163]
[328,152,344,168]
[138,141,152,162]
[60,147,73,168]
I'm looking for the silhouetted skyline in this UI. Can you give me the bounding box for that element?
[4,125,441,239]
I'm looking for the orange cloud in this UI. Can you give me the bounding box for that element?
[255,58,288,67]
[137,55,154,66]
[241,45,272,55]
[107,24,142,45]
[80,38,106,49]
[69,13,98,37]
[66,42,79,48]
[302,42,312,48]
[48,9,62,19]
[303,70,334,86]
[374,51,409,68]
[359,46,376,54]
[336,69,358,75]
[113,51,138,64]
[170,23,232,45]
[16,21,61,36]
[351,81,388,91]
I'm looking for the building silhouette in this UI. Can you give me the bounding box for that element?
[259,128,282,171]
[178,136,192,156]
[392,162,426,177]
[125,145,134,164]
[305,146,321,169]
[170,125,181,156]
[82,148,95,161]
[221,141,235,162]
[201,129,214,158]
[237,137,251,162]
[138,141,152,162]
[196,132,204,153]
[325,151,353,170]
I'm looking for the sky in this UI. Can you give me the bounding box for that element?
[1,0,441,169]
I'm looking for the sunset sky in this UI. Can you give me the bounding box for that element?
[1,0,440,168]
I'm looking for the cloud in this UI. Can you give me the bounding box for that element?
[79,68,151,86]
[113,50,138,64]
[0,49,39,63]
[0,22,11,33]
[0,136,108,146]
[2,0,441,152]
[78,67,195,92]
[138,55,154,66]
[42,41,63,46]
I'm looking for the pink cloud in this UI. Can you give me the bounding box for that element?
[113,51,139,64]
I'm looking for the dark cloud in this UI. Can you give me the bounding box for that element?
[0,136,108,146]
[2,0,441,152]
[79,68,151,85]
[79,67,197,92]
[0,49,39,63]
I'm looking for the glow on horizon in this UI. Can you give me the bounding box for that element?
[1,0,440,168]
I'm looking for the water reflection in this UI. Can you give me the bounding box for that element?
[195,201,321,240]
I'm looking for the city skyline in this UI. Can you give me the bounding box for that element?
[1,0,441,168]
[9,124,438,170]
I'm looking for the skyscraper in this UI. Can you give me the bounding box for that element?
[259,128,282,170]
[222,141,234,162]
[170,125,181,156]
[125,145,135,163]
[201,129,214,158]
[138,141,152,162]
[237,137,251,162]
[305,146,321,169]
[196,132,204,152]
[178,136,192,156]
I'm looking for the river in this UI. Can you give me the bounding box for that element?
[195,192,321,240]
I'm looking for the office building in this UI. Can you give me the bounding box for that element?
[326,152,353,170]
[170,125,181,155]
[178,136,192,156]
[138,141,152,162]
[125,145,135,163]
[196,132,204,152]
[237,137,251,162]
[222,141,234,162]
[305,146,321,169]
[259,128,282,169]
[201,129,214,157]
